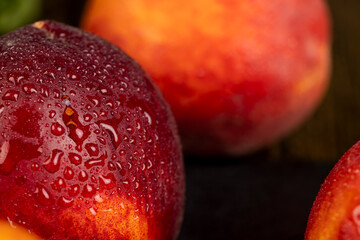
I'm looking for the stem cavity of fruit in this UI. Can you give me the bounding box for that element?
[32,21,55,39]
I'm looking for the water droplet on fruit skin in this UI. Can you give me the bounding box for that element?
[87,95,101,107]
[58,196,73,208]
[144,111,152,125]
[43,149,64,173]
[126,126,134,134]
[99,122,121,148]
[94,194,103,203]
[99,109,108,117]
[34,185,53,206]
[22,84,37,94]
[51,177,66,191]
[7,73,26,86]
[122,179,130,189]
[2,90,19,101]
[53,89,61,99]
[98,85,113,96]
[31,163,40,171]
[97,137,106,145]
[82,184,96,198]
[62,106,91,149]
[64,166,74,180]
[68,152,82,165]
[85,143,99,157]
[91,175,97,183]
[116,162,126,176]
[89,207,97,216]
[40,85,49,97]
[99,173,116,190]
[84,152,107,169]
[106,100,114,109]
[0,105,4,116]
[136,120,142,131]
[51,122,65,136]
[37,97,45,103]
[147,160,153,169]
[78,170,88,182]
[108,162,116,171]
[0,141,10,174]
[69,184,80,196]
[49,110,56,118]
[84,114,93,122]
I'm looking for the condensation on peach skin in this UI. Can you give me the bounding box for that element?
[59,195,149,240]
[0,220,42,240]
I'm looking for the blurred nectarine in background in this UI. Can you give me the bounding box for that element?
[82,0,331,156]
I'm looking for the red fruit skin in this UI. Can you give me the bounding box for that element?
[0,21,184,240]
[82,0,331,155]
[305,141,360,240]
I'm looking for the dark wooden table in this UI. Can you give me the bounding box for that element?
[11,0,360,239]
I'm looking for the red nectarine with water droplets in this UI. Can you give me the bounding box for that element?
[305,141,360,240]
[0,20,185,240]
[82,0,331,155]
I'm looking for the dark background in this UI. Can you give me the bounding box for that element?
[10,0,360,239]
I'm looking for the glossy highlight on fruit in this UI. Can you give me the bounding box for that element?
[82,0,331,155]
[305,141,360,240]
[0,20,184,240]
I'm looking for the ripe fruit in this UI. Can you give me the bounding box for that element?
[305,141,360,239]
[82,0,331,155]
[0,20,184,240]
[0,220,41,240]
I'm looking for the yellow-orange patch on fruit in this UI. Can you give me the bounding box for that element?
[306,170,360,240]
[0,221,41,240]
[294,44,330,98]
[65,106,75,116]
[60,195,148,239]
[32,21,45,30]
[307,191,354,240]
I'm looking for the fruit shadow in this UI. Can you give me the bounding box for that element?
[180,151,332,240]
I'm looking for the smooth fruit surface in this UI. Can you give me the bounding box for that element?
[82,0,331,155]
[305,141,360,240]
[0,20,184,240]
[0,220,42,240]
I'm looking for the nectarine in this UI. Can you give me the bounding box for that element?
[305,141,360,239]
[0,20,184,240]
[82,0,331,155]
